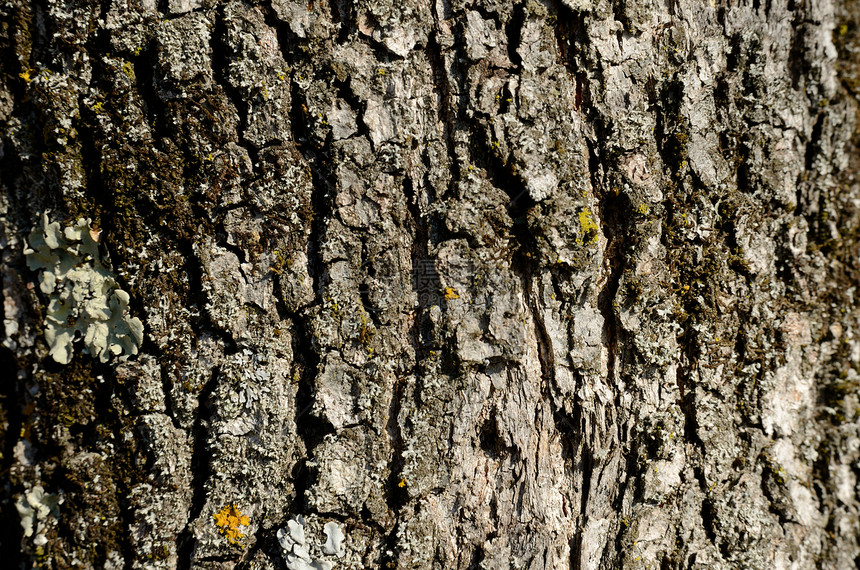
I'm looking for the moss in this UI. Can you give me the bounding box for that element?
[271,248,292,275]
[358,309,376,346]
[11,4,34,66]
[38,362,98,428]
[820,378,859,423]
[57,453,126,565]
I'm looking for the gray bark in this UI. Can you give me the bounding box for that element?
[2,0,860,568]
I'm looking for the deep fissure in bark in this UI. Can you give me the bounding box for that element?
[426,30,462,188]
[177,366,220,570]
[278,20,341,519]
[0,344,26,569]
[290,311,335,511]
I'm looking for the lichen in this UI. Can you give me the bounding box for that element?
[15,485,61,547]
[213,504,250,545]
[24,212,144,364]
[577,207,600,245]
[277,516,346,570]
[321,522,345,557]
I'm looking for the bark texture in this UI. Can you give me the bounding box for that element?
[2,0,860,568]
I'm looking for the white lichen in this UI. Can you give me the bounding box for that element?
[24,212,143,364]
[15,485,61,545]
[322,521,346,557]
[277,516,346,570]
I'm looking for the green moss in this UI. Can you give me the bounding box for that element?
[820,378,859,424]
[39,362,97,428]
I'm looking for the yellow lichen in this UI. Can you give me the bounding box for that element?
[577,208,600,245]
[444,287,460,300]
[213,504,250,545]
[122,61,134,80]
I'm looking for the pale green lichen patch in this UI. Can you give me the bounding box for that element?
[24,212,144,364]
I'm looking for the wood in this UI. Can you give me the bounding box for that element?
[2,0,860,568]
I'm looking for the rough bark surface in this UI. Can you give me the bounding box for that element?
[2,0,860,568]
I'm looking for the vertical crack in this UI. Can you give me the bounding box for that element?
[92,363,141,570]
[576,116,628,570]
[275,17,339,520]
[595,215,623,387]
[290,310,334,513]
[387,173,427,514]
[210,4,261,173]
[0,344,25,570]
[426,20,462,188]
[176,366,219,570]
[378,171,439,565]
[157,357,183,432]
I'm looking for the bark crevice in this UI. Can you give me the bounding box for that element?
[177,366,219,570]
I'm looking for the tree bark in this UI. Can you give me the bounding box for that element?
[2,0,860,568]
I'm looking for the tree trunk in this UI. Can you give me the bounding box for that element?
[2,0,860,568]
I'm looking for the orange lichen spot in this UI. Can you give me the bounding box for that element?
[398,478,407,488]
[444,287,460,300]
[213,504,250,545]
